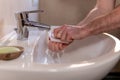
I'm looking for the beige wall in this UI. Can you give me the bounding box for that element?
[40,0,120,37]
[0,0,39,38]
[40,0,96,25]
[0,0,119,36]
[116,0,120,6]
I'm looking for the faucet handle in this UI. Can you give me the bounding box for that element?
[23,10,44,14]
[19,10,44,21]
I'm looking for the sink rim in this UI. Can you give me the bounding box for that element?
[0,32,119,72]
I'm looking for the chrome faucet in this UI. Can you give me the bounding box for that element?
[15,10,50,40]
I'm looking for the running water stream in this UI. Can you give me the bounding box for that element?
[33,30,65,64]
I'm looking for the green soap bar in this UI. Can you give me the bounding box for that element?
[0,47,20,54]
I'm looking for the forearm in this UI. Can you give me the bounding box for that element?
[85,5,120,36]
[78,0,115,26]
[77,7,108,26]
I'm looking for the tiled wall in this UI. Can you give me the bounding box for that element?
[0,0,39,38]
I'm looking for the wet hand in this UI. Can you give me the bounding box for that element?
[48,24,89,52]
[48,39,70,52]
[54,25,88,41]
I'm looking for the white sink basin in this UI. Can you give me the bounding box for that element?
[0,28,120,80]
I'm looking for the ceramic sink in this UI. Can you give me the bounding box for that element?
[0,27,120,80]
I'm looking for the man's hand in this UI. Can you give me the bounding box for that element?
[48,25,90,52]
[54,25,89,41]
[48,39,70,52]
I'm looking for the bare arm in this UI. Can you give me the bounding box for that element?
[78,0,115,26]
[48,0,118,51]
[84,5,120,37]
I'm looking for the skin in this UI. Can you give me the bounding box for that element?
[48,0,117,52]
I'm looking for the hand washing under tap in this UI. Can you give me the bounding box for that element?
[15,10,69,46]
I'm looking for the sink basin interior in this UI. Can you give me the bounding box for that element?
[60,35,115,63]
[0,28,117,68]
[33,31,116,64]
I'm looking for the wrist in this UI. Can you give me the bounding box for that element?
[78,27,92,39]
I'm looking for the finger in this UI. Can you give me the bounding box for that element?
[56,26,67,39]
[54,28,61,38]
[48,40,52,50]
[59,43,63,50]
[58,43,63,51]
[57,43,61,51]
[56,31,63,39]
[54,25,66,37]
[51,42,55,51]
[58,43,64,51]
[54,42,59,52]
[61,28,67,41]
[66,35,73,42]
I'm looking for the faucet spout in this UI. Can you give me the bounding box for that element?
[15,10,50,40]
[24,21,50,30]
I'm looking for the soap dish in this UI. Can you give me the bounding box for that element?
[0,46,24,60]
